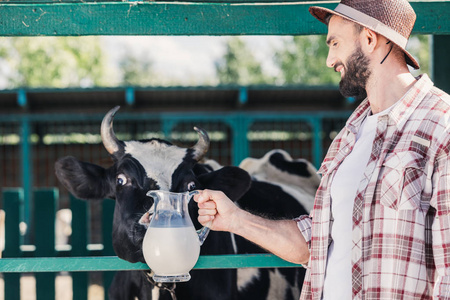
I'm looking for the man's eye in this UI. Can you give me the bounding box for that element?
[117,174,128,186]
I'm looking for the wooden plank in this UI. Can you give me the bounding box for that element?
[101,199,116,300]
[0,254,301,273]
[3,189,23,300]
[70,195,89,300]
[0,1,449,36]
[34,189,57,300]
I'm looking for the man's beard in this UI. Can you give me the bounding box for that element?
[337,46,371,101]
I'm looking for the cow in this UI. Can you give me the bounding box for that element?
[55,106,319,300]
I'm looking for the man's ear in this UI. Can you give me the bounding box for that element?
[362,27,379,53]
[197,166,252,202]
[55,156,115,200]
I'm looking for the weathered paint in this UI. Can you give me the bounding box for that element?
[0,1,449,36]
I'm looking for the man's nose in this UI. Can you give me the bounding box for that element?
[326,51,336,69]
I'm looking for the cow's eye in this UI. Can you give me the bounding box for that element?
[117,174,127,186]
[187,181,196,191]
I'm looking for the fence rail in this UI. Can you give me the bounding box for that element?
[0,1,449,36]
[0,254,301,273]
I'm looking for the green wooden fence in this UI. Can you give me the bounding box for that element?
[0,1,449,36]
[1,188,117,299]
[0,188,301,300]
[1,1,450,299]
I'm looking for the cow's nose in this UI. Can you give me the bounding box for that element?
[138,212,152,228]
[138,204,155,228]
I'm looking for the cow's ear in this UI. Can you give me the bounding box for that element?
[197,166,251,201]
[55,156,115,200]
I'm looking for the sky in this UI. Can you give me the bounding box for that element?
[102,35,290,86]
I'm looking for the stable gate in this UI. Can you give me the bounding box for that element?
[1,189,301,300]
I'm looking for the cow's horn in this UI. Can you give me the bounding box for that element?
[191,127,210,161]
[101,106,123,155]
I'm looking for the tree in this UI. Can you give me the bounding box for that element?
[275,35,431,86]
[274,35,339,85]
[215,37,274,85]
[118,50,156,87]
[408,35,430,77]
[0,36,108,88]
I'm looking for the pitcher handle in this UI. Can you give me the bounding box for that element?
[189,190,211,245]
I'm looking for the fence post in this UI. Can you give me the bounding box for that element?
[20,116,33,233]
[34,188,57,300]
[102,198,116,300]
[229,114,250,166]
[3,188,23,300]
[310,116,323,169]
[70,194,89,300]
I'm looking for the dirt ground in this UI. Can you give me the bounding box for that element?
[0,274,104,300]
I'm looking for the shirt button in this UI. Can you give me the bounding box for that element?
[345,148,349,153]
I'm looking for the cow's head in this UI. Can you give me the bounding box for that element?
[55,106,251,263]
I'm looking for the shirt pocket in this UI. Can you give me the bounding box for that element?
[380,151,425,211]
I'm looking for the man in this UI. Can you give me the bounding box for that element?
[195,0,450,299]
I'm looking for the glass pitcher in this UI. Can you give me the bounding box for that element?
[142,190,210,283]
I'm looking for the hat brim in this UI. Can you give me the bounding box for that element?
[309,6,420,70]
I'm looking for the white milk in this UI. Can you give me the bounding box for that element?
[142,226,201,275]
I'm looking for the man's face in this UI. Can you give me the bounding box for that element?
[326,16,371,101]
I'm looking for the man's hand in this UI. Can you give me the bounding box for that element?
[194,188,310,264]
[194,189,241,233]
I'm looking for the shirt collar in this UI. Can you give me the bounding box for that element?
[345,74,434,133]
[388,74,434,129]
[345,98,371,135]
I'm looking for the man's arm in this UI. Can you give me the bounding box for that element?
[194,189,310,264]
[431,153,450,298]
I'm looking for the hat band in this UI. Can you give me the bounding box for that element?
[334,3,408,48]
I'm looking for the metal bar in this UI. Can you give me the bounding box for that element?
[0,254,301,273]
[0,1,449,37]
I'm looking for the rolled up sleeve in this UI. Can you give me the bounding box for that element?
[431,153,450,299]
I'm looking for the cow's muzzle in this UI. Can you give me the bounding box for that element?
[138,204,155,229]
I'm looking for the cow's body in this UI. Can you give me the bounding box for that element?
[55,107,319,300]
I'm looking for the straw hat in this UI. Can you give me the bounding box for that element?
[309,0,419,69]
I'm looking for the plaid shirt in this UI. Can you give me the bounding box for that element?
[296,74,450,299]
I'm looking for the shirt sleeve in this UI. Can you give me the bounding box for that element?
[431,152,450,298]
[294,215,312,249]
[294,214,312,268]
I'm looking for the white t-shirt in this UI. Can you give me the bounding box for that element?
[322,107,390,299]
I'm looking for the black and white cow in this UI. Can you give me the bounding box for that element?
[55,106,319,300]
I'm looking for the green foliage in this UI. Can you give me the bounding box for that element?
[274,35,339,85]
[215,37,274,85]
[0,36,107,88]
[118,51,155,87]
[215,35,341,86]
[0,34,432,89]
[408,35,430,77]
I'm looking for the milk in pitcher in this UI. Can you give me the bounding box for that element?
[142,226,201,276]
